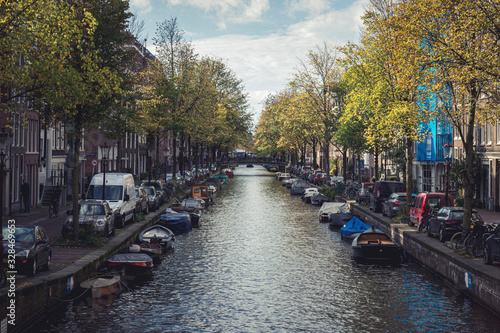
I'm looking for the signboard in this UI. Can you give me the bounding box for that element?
[91,159,98,166]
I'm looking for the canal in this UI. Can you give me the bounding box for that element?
[38,166,500,332]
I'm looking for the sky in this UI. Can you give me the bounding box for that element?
[129,0,369,127]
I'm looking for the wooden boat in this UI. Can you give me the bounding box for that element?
[157,209,192,234]
[318,202,352,226]
[107,253,154,278]
[340,216,371,241]
[138,224,175,251]
[80,273,121,299]
[351,227,402,265]
[191,183,213,206]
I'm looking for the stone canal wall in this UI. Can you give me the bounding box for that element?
[0,212,162,333]
[351,204,500,316]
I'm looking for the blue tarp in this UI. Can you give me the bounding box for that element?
[341,216,371,237]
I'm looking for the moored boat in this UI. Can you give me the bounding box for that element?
[302,187,320,203]
[107,253,154,278]
[138,224,175,251]
[340,216,371,240]
[157,209,192,234]
[351,227,402,265]
[80,273,122,299]
[318,202,352,226]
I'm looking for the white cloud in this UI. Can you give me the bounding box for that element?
[286,0,331,16]
[130,0,153,14]
[167,0,270,30]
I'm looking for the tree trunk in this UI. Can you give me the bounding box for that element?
[462,83,477,230]
[405,137,413,215]
[172,131,177,180]
[72,111,82,241]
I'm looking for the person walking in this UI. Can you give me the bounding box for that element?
[21,179,30,213]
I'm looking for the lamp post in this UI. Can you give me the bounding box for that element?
[100,142,111,201]
[0,127,12,252]
[442,141,452,207]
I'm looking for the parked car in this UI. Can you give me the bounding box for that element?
[484,224,500,265]
[62,200,116,237]
[427,207,483,242]
[409,192,454,228]
[2,225,51,277]
[144,186,160,212]
[313,173,326,185]
[369,181,406,213]
[140,180,166,205]
[382,192,414,218]
[135,186,149,215]
[356,182,374,204]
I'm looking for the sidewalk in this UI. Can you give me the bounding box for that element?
[476,208,500,225]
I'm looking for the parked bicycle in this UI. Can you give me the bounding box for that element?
[465,222,496,257]
[450,217,484,254]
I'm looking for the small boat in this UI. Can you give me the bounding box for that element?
[80,273,122,299]
[205,177,223,192]
[351,227,402,265]
[171,198,203,228]
[138,224,175,251]
[222,168,234,178]
[302,187,320,203]
[318,202,352,226]
[340,216,371,240]
[290,180,309,196]
[214,173,229,184]
[191,183,213,206]
[246,164,254,167]
[310,193,329,205]
[157,209,192,234]
[107,253,154,278]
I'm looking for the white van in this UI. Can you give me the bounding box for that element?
[86,173,137,228]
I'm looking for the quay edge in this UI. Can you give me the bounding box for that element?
[0,208,167,333]
[351,203,500,317]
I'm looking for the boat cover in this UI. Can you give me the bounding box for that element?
[318,202,352,226]
[318,202,351,216]
[341,216,371,236]
[107,253,153,264]
[310,193,329,204]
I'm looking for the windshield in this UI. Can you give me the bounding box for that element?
[79,204,106,215]
[145,187,156,195]
[87,185,123,200]
[2,227,35,243]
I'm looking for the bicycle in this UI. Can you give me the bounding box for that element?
[450,223,476,253]
[465,222,496,257]
[49,198,59,218]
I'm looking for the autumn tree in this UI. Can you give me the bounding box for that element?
[293,42,344,181]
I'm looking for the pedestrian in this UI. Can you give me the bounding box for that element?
[21,179,30,213]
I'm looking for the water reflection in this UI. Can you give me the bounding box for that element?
[39,166,500,332]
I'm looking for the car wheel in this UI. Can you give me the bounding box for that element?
[484,245,493,265]
[438,226,446,243]
[131,211,136,224]
[42,254,51,271]
[25,257,37,277]
[427,223,432,237]
[382,206,387,216]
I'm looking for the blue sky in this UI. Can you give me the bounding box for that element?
[129,0,368,125]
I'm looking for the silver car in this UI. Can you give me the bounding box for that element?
[63,200,115,237]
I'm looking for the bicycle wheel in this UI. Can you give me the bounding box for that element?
[418,219,429,234]
[450,232,466,252]
[470,239,485,257]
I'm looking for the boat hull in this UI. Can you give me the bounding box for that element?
[352,244,402,265]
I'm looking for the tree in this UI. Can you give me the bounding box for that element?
[387,0,500,228]
[293,42,344,182]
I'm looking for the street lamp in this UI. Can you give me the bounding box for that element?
[0,127,12,251]
[100,142,111,201]
[442,141,453,207]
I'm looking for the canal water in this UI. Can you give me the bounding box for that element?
[38,166,500,332]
